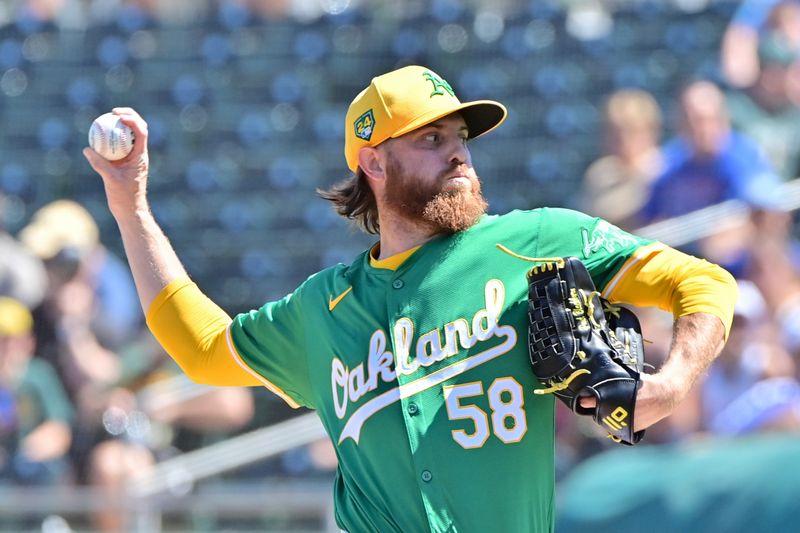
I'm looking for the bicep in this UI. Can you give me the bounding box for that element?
[146,279,263,386]
[603,244,737,338]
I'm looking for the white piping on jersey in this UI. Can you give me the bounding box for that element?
[601,242,666,298]
[225,325,300,408]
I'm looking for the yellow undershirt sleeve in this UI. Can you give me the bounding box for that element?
[603,243,738,339]
[146,278,262,386]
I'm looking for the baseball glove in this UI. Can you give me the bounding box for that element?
[526,256,645,445]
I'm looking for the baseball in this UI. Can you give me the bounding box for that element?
[88,112,134,161]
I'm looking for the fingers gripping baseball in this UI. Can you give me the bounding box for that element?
[83,108,150,217]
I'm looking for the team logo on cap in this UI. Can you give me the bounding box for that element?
[354,109,375,141]
[423,71,455,98]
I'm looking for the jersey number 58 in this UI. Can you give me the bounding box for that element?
[443,377,527,449]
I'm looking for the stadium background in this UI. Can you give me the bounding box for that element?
[1,0,800,532]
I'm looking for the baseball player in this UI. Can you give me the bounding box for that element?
[83,65,737,533]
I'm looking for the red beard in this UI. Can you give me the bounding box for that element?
[383,154,488,234]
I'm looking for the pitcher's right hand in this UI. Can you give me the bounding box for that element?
[83,107,150,219]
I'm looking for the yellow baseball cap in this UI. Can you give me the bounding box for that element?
[19,199,99,260]
[344,65,507,172]
[0,297,33,337]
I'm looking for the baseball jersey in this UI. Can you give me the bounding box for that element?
[229,208,652,533]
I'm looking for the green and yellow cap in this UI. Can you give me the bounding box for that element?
[0,297,33,337]
[344,65,507,172]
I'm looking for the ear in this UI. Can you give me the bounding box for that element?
[358,146,386,183]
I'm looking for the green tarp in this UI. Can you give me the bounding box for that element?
[557,433,800,533]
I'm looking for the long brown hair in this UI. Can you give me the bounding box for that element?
[317,169,380,234]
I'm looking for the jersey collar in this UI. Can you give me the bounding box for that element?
[368,244,421,271]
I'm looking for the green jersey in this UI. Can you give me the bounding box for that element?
[230,208,651,533]
[8,358,74,439]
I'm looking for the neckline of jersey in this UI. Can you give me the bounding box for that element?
[368,244,421,271]
[362,214,493,275]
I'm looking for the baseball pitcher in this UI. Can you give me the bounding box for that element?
[84,66,737,533]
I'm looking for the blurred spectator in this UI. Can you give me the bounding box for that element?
[727,33,800,181]
[17,202,140,483]
[19,200,141,351]
[245,0,292,20]
[744,232,800,357]
[0,297,73,487]
[83,336,255,532]
[579,89,664,230]
[637,80,782,225]
[8,197,252,532]
[34,319,256,532]
[701,280,800,435]
[19,0,65,22]
[11,200,141,530]
[0,194,47,310]
[721,0,800,88]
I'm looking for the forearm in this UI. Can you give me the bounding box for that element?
[84,108,188,316]
[115,212,257,386]
[150,387,254,430]
[610,245,737,431]
[634,312,726,431]
[21,421,72,462]
[660,312,726,405]
[720,24,759,88]
[85,110,282,393]
[59,323,121,388]
[114,205,189,315]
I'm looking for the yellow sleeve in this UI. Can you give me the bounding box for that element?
[145,278,263,387]
[602,243,738,339]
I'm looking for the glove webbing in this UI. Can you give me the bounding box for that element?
[501,246,645,446]
[529,281,604,396]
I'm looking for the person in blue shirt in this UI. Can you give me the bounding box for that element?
[638,80,781,224]
[721,0,800,87]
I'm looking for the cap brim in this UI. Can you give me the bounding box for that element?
[391,100,507,140]
[459,100,508,140]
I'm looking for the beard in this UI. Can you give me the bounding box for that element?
[383,154,488,235]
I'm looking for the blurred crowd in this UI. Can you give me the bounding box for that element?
[565,0,800,477]
[4,0,523,27]
[0,195,338,531]
[0,0,800,531]
[0,198,260,530]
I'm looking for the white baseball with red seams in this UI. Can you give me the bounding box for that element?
[88,113,134,161]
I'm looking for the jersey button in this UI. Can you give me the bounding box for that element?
[407,402,419,415]
[392,279,404,289]
[421,470,432,483]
